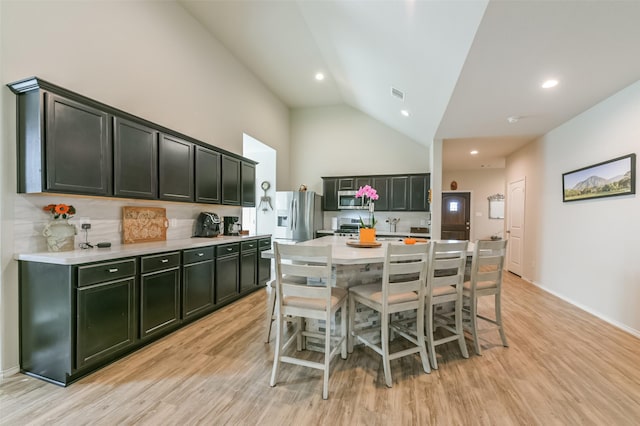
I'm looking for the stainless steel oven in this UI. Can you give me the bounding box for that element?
[337,190,366,210]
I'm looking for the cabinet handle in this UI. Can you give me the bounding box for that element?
[108,268,118,273]
[227,248,233,252]
[248,244,254,248]
[161,259,169,263]
[197,253,204,257]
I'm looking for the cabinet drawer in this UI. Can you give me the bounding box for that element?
[259,238,271,249]
[78,259,136,287]
[141,252,181,273]
[241,240,258,251]
[216,243,239,257]
[183,246,214,264]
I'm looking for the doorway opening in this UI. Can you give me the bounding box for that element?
[242,133,276,237]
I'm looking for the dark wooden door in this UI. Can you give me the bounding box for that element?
[221,155,241,205]
[372,177,389,211]
[216,252,239,305]
[76,278,136,369]
[114,117,158,199]
[158,133,194,202]
[241,161,256,207]
[409,174,430,211]
[323,178,338,211]
[140,268,181,339]
[441,192,471,240]
[390,176,409,210]
[182,259,215,320]
[240,246,257,293]
[195,146,221,204]
[45,93,111,195]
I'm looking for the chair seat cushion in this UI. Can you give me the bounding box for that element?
[432,285,456,296]
[463,280,497,291]
[283,287,347,310]
[349,283,418,304]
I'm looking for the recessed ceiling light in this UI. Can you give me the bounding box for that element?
[470,150,478,155]
[507,115,520,124]
[541,79,558,89]
[315,72,325,81]
[400,109,410,117]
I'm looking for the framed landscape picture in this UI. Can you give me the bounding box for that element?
[562,153,636,202]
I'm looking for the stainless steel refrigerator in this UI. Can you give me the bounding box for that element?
[274,191,323,243]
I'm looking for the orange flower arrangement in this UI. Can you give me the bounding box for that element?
[43,203,76,219]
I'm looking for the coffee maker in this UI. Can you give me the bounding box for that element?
[223,216,241,236]
[194,212,221,237]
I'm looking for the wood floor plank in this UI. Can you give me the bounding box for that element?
[1,272,640,425]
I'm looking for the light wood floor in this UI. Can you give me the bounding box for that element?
[2,273,640,425]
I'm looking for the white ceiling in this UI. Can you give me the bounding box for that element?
[178,0,640,170]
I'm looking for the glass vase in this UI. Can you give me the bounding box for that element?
[43,219,77,252]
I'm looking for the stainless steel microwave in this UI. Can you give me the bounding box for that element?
[337,190,367,210]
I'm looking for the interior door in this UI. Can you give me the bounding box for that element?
[507,178,526,276]
[441,192,470,240]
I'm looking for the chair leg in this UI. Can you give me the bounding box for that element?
[296,317,303,351]
[348,295,355,353]
[496,292,509,347]
[470,295,481,355]
[340,303,347,360]
[381,312,392,387]
[270,314,283,387]
[416,307,431,374]
[425,301,438,369]
[456,294,469,359]
[323,314,331,400]
[264,287,275,343]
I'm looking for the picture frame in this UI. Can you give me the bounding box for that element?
[562,153,636,202]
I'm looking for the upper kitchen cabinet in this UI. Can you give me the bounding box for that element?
[195,146,221,204]
[409,174,430,211]
[338,178,355,190]
[241,161,256,207]
[158,134,194,202]
[221,155,241,205]
[10,78,112,196]
[114,117,158,199]
[372,177,389,211]
[322,178,338,211]
[389,176,409,210]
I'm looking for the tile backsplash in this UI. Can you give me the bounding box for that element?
[323,210,431,234]
[13,194,241,253]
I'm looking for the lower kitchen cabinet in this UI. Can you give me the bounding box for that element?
[258,238,272,286]
[216,243,240,305]
[240,240,258,293]
[182,247,215,320]
[140,252,181,340]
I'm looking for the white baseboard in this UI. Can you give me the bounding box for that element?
[1,366,20,380]
[530,280,640,339]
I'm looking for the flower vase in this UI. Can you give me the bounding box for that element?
[43,219,77,252]
[359,228,376,244]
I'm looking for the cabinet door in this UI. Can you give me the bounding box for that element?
[372,177,389,211]
[323,178,338,211]
[114,117,158,199]
[216,254,239,304]
[409,174,430,211]
[240,249,257,293]
[45,93,111,196]
[195,146,221,204]
[338,178,354,190]
[241,161,256,207]
[355,177,371,189]
[77,278,135,369]
[140,268,181,339]
[182,259,215,319]
[159,134,194,202]
[390,176,409,210]
[221,155,241,205]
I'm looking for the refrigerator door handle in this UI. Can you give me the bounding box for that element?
[289,199,295,231]
[293,199,298,231]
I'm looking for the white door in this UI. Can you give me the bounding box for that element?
[507,178,526,276]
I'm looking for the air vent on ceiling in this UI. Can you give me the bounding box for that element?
[391,86,405,101]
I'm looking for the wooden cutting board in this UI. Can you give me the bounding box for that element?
[122,206,168,244]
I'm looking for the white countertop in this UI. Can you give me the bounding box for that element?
[15,234,271,265]
[262,235,473,265]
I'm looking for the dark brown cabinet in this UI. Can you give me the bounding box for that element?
[221,155,241,205]
[409,174,430,211]
[240,240,258,293]
[195,147,221,204]
[159,134,194,202]
[216,243,240,304]
[258,238,272,286]
[182,247,215,320]
[323,178,338,211]
[140,252,181,340]
[114,117,158,199]
[338,178,355,190]
[390,176,409,210]
[241,161,256,207]
[372,177,389,211]
[45,93,112,196]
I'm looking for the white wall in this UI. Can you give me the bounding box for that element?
[0,0,290,376]
[243,133,277,236]
[507,80,640,336]
[442,169,506,241]
[290,105,430,194]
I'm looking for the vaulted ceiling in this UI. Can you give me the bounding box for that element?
[178,0,640,170]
